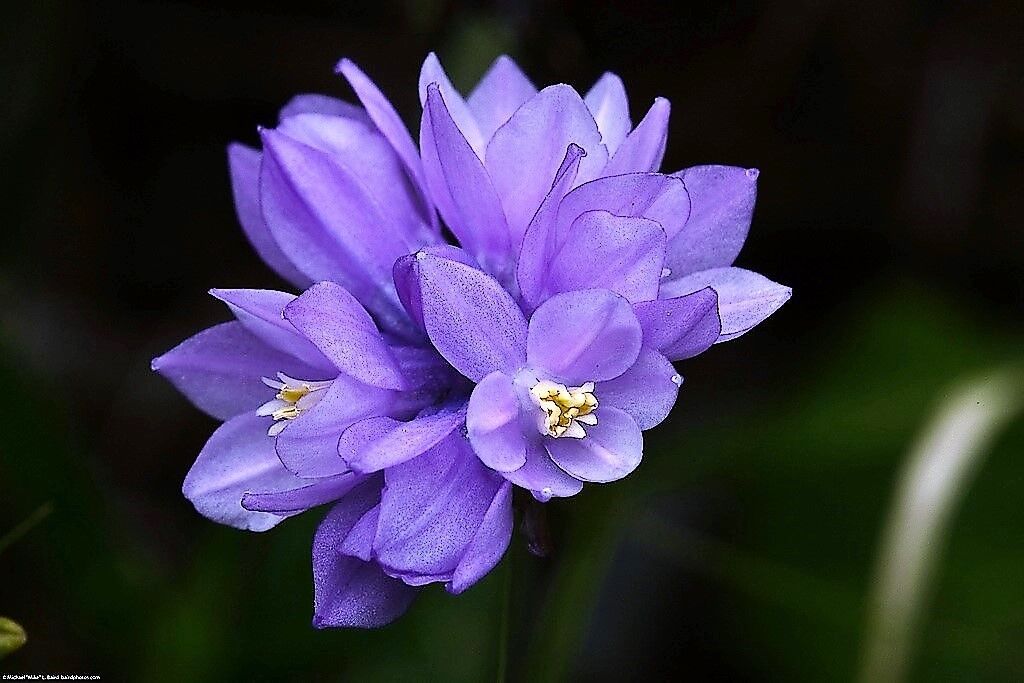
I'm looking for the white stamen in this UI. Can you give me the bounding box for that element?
[258,373,332,436]
[529,379,599,438]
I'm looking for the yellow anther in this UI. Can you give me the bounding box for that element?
[277,385,311,404]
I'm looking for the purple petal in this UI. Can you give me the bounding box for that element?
[414,253,527,382]
[558,173,690,243]
[338,416,401,465]
[661,267,791,342]
[545,210,666,303]
[503,440,583,500]
[335,58,434,226]
[597,348,679,430]
[278,93,368,121]
[633,287,721,360]
[418,52,485,156]
[152,322,325,421]
[227,144,311,289]
[313,482,418,629]
[375,433,510,584]
[485,85,609,248]
[665,165,758,276]
[516,144,586,309]
[275,374,406,478]
[544,406,643,483]
[258,129,411,335]
[466,55,537,144]
[448,481,514,594]
[388,343,462,393]
[394,245,480,332]
[584,72,631,156]
[283,282,407,390]
[276,113,434,249]
[467,372,527,472]
[182,412,305,532]
[526,289,642,383]
[241,472,363,514]
[340,504,380,561]
[348,408,467,474]
[314,556,416,629]
[420,85,511,275]
[603,97,670,176]
[209,288,332,372]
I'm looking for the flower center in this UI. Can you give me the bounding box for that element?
[529,379,598,439]
[257,372,332,436]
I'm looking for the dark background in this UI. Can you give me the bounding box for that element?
[1,0,1022,680]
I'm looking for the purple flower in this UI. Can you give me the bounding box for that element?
[154,52,791,629]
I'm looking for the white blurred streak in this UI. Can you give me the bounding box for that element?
[859,369,1023,683]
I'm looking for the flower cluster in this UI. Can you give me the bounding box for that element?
[152,53,790,628]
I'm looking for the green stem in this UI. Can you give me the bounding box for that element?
[0,502,54,557]
[496,553,512,682]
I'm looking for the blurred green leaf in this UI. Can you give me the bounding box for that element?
[859,367,1024,683]
[0,502,53,557]
[0,617,27,659]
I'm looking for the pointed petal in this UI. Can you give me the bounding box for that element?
[467,372,527,472]
[283,281,407,390]
[227,144,311,289]
[502,440,583,500]
[527,289,642,383]
[545,406,643,483]
[584,72,631,156]
[209,288,332,372]
[258,129,411,335]
[394,245,480,331]
[414,253,528,382]
[516,144,586,309]
[241,472,363,514]
[665,165,758,276]
[603,97,670,175]
[466,55,537,143]
[374,434,509,584]
[661,267,791,342]
[182,412,306,532]
[485,85,609,248]
[152,322,324,421]
[448,481,514,594]
[597,348,679,430]
[276,112,434,248]
[418,52,486,156]
[633,287,721,360]
[348,408,467,474]
[335,58,434,225]
[545,210,666,303]
[313,482,418,629]
[420,85,511,274]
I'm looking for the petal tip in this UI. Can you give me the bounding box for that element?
[334,56,354,75]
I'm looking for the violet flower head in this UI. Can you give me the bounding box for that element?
[152,51,791,629]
